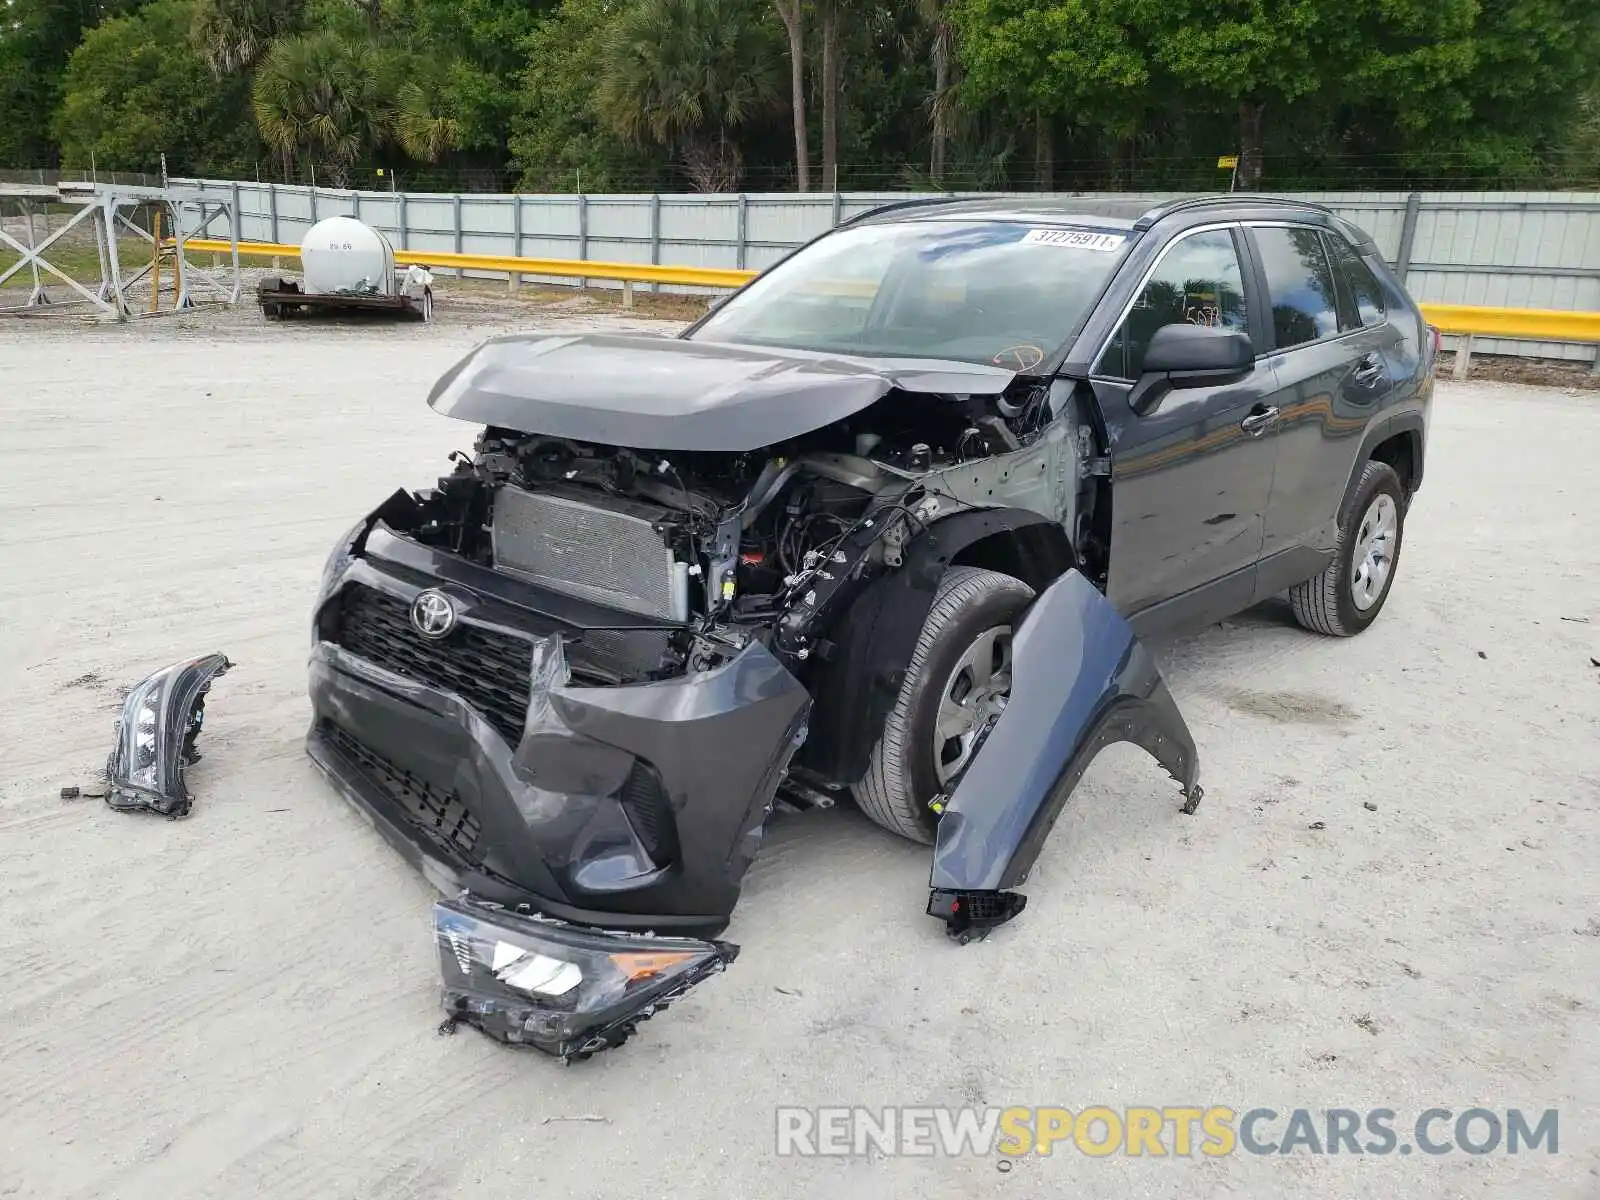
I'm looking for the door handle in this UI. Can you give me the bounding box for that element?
[1240,406,1279,436]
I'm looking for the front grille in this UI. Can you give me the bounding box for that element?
[333,585,533,744]
[323,722,483,863]
[617,763,678,865]
[491,485,685,620]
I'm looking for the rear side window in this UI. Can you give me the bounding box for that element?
[1099,229,1249,379]
[1324,234,1386,328]
[1252,226,1340,349]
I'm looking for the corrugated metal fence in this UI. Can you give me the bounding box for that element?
[177,180,1600,362]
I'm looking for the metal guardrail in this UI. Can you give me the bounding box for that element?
[182,237,1600,371]
[181,238,752,294]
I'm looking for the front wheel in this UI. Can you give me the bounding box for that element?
[1289,459,1406,636]
[854,566,1035,843]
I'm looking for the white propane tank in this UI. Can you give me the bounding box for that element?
[300,216,397,296]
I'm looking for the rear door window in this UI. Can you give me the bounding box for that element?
[1324,233,1387,328]
[1098,228,1249,379]
[1251,226,1341,349]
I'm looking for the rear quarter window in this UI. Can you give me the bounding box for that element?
[1324,234,1387,328]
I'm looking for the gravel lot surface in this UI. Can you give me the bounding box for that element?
[1,298,1596,1200]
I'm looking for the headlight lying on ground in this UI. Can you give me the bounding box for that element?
[433,897,739,1061]
[106,652,234,818]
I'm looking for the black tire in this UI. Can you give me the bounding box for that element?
[854,566,1035,843]
[1289,459,1406,636]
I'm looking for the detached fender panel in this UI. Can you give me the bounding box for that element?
[928,571,1199,935]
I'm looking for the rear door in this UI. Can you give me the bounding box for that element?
[1090,225,1279,630]
[1247,224,1403,594]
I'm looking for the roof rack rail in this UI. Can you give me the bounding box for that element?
[1131,194,1335,231]
[837,194,998,227]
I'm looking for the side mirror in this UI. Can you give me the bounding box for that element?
[1129,324,1254,416]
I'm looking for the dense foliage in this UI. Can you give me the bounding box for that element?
[4,0,1597,191]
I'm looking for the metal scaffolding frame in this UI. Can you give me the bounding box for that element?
[0,179,242,319]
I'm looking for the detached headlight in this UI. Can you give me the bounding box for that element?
[433,897,739,1061]
[106,653,233,818]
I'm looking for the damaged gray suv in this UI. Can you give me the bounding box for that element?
[307,195,1435,1057]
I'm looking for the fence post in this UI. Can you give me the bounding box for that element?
[398,192,408,251]
[268,183,279,245]
[453,193,463,278]
[649,193,661,294]
[1452,334,1474,381]
[510,196,522,293]
[577,193,589,291]
[352,191,361,221]
[310,184,318,224]
[1394,192,1421,281]
[831,191,843,227]
[736,193,748,271]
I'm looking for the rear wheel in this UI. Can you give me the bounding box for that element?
[1289,460,1406,636]
[854,566,1034,843]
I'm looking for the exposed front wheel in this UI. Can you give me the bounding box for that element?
[854,566,1035,843]
[1289,460,1406,636]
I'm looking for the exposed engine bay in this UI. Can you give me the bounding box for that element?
[388,378,1093,687]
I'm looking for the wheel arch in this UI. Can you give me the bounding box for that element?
[792,508,1074,786]
[1348,410,1425,508]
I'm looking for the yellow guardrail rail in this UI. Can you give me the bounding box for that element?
[182,237,1600,371]
[181,238,756,292]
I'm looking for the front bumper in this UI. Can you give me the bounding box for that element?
[307,536,811,938]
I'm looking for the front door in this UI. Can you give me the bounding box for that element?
[1089,226,1280,632]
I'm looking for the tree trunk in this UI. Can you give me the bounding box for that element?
[930,13,950,184]
[774,0,809,191]
[1033,112,1053,191]
[821,0,840,191]
[1237,100,1265,190]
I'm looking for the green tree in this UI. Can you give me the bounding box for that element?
[951,0,1148,186]
[251,31,405,184]
[595,0,784,191]
[509,0,670,191]
[54,0,259,173]
[190,0,305,74]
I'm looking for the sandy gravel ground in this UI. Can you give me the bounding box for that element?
[0,299,1596,1200]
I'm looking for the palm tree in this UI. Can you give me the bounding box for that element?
[252,32,397,186]
[395,70,463,164]
[191,0,304,75]
[596,0,783,192]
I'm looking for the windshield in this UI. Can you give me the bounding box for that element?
[688,219,1131,368]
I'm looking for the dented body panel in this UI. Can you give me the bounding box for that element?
[427,333,1017,452]
[308,535,810,936]
[928,571,1199,932]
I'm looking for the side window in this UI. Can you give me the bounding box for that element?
[1324,233,1386,328]
[1252,226,1341,348]
[1099,229,1249,379]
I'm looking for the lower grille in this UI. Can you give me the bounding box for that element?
[323,722,483,863]
[617,763,679,866]
[333,585,533,744]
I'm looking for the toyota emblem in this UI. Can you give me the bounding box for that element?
[410,589,457,639]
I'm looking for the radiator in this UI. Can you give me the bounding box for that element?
[490,485,689,621]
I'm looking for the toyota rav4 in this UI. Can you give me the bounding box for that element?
[306,195,1435,1057]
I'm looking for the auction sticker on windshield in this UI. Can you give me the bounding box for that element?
[1021,228,1127,252]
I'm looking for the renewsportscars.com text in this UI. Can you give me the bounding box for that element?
[774,1106,1559,1158]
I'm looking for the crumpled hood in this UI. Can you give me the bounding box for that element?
[426,332,1018,452]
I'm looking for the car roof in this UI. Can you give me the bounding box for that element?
[844,193,1346,235]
